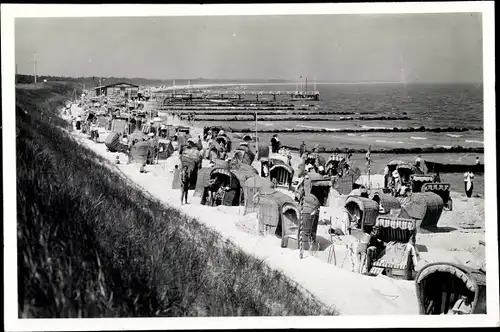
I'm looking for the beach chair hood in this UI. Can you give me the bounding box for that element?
[415,262,486,315]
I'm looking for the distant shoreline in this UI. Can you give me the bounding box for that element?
[152,81,482,90]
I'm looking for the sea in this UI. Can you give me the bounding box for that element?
[192,82,485,194]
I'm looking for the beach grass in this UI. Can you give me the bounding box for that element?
[16,82,336,317]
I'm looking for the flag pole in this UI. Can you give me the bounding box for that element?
[367,145,371,190]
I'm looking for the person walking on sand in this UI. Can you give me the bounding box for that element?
[181,165,190,205]
[464,169,474,198]
[475,156,481,166]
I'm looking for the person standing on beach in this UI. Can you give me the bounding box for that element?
[299,141,306,158]
[270,135,278,153]
[392,170,401,197]
[464,170,474,198]
[181,165,190,205]
[433,172,441,183]
[476,156,481,165]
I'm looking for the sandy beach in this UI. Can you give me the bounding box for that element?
[66,101,485,315]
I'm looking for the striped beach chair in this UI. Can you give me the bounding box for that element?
[367,216,417,280]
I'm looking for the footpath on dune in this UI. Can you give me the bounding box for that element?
[67,105,420,315]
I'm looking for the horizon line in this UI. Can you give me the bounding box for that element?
[15,74,482,86]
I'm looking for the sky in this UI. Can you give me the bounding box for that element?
[15,13,483,83]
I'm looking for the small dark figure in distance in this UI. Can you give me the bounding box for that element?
[181,165,190,205]
[433,172,441,183]
[140,162,147,173]
[299,141,306,158]
[464,169,474,198]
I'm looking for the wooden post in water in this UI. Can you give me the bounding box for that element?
[33,52,37,83]
[255,110,258,160]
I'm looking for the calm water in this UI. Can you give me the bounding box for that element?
[199,83,485,148]
[196,83,485,194]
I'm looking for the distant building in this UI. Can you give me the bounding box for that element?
[94,82,139,98]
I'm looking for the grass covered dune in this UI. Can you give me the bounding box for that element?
[16,83,336,318]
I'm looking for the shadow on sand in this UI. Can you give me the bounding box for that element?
[419,226,457,234]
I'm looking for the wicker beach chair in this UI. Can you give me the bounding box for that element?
[231,168,258,205]
[193,167,216,198]
[255,189,296,236]
[296,173,331,206]
[370,191,402,215]
[180,148,203,190]
[269,159,294,189]
[104,132,128,153]
[421,183,453,211]
[367,216,417,280]
[156,140,174,160]
[129,141,155,164]
[242,176,274,215]
[344,196,380,231]
[398,192,444,229]
[410,174,435,192]
[280,194,321,250]
[415,262,486,315]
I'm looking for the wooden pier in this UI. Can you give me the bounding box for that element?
[153,89,321,103]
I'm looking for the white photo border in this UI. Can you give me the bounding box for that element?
[2,2,497,330]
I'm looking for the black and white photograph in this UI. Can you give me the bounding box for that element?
[2,2,498,330]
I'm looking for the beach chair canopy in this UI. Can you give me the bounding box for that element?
[104,132,124,152]
[297,194,321,243]
[370,191,402,214]
[415,262,486,315]
[157,140,174,160]
[129,141,155,164]
[242,134,254,142]
[295,173,332,206]
[399,192,444,229]
[344,196,380,230]
[194,167,216,197]
[421,183,452,207]
[269,159,294,186]
[255,189,296,236]
[411,174,435,192]
[387,159,423,177]
[234,163,259,175]
[242,176,274,214]
[234,146,256,165]
[257,145,270,160]
[181,147,203,171]
[368,216,417,280]
[180,147,203,189]
[306,173,332,187]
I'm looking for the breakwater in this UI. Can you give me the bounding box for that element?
[185,115,411,121]
[171,110,380,115]
[281,144,484,154]
[231,126,483,134]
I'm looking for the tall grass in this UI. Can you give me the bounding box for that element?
[16,83,336,317]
